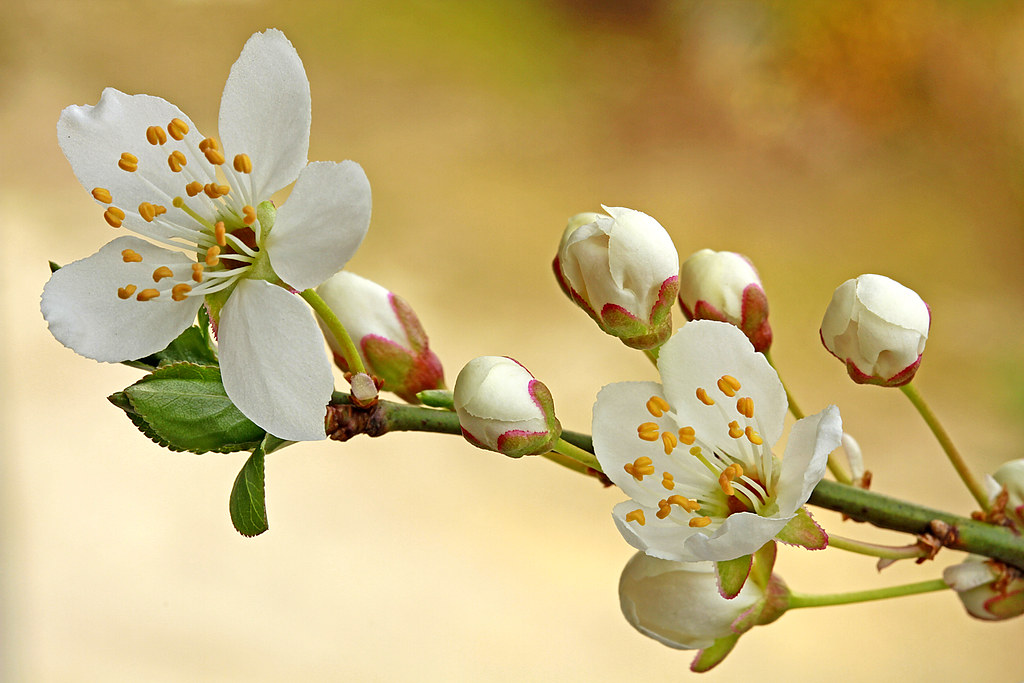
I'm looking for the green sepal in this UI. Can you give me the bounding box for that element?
[776,507,828,550]
[417,389,454,409]
[690,633,740,673]
[749,541,777,590]
[112,363,265,454]
[48,260,61,273]
[716,554,753,599]
[229,440,268,537]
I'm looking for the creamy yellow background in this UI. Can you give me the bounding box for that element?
[4,1,1024,680]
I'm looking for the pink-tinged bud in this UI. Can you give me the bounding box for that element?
[678,249,772,352]
[316,271,444,403]
[943,556,1024,621]
[820,274,930,387]
[553,206,679,350]
[453,356,561,458]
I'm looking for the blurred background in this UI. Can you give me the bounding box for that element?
[4,0,1024,680]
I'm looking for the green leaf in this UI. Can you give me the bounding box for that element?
[690,633,740,673]
[776,507,828,550]
[136,326,218,368]
[229,442,268,537]
[119,363,265,453]
[716,554,752,599]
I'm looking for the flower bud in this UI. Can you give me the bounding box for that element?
[453,356,561,458]
[678,249,771,352]
[553,206,679,349]
[618,553,763,650]
[991,459,1024,530]
[820,274,930,387]
[316,271,444,403]
[943,556,1024,621]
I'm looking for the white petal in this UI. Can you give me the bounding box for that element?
[218,29,310,198]
[593,381,671,504]
[611,501,700,559]
[57,88,211,231]
[603,206,678,312]
[266,161,371,290]
[775,405,843,513]
[681,511,791,562]
[218,279,333,440]
[659,321,787,450]
[41,236,202,362]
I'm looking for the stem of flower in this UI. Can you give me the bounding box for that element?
[552,437,603,473]
[643,346,660,367]
[899,382,989,511]
[826,533,930,561]
[764,349,852,485]
[300,288,366,375]
[787,578,948,609]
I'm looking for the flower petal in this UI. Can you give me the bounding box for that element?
[681,511,791,562]
[218,279,333,441]
[218,29,310,198]
[41,236,202,362]
[658,321,787,451]
[266,161,371,290]
[775,405,842,513]
[612,500,701,559]
[57,88,209,232]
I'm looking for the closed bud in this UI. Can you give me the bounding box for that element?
[678,249,771,352]
[990,459,1024,531]
[820,274,930,387]
[553,206,679,349]
[453,356,561,458]
[943,556,1024,621]
[316,271,444,403]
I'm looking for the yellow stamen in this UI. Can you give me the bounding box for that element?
[138,202,158,222]
[191,263,205,283]
[168,150,187,172]
[689,516,712,528]
[152,266,173,282]
[167,118,189,140]
[726,463,744,478]
[171,283,192,301]
[736,396,754,419]
[661,431,677,455]
[146,125,167,145]
[656,500,672,519]
[719,471,736,496]
[728,420,744,439]
[646,395,670,417]
[623,456,655,482]
[214,221,227,247]
[717,376,740,397]
[677,426,695,445]
[204,148,225,165]
[121,249,143,263]
[103,206,125,228]
[117,152,138,172]
[91,187,112,203]
[242,205,257,226]
[205,246,221,266]
[204,183,230,199]
[637,422,659,442]
[185,181,204,197]
[233,153,253,173]
[117,285,137,299]
[136,288,160,301]
[745,426,763,445]
[662,472,675,490]
[668,495,700,513]
[198,137,220,152]
[696,387,715,406]
[625,509,646,526]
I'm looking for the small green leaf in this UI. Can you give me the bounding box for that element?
[749,541,777,590]
[136,326,218,368]
[690,633,740,673]
[229,442,268,537]
[120,363,265,453]
[776,507,828,550]
[716,554,752,599]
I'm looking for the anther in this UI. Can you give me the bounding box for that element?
[719,471,736,496]
[233,153,253,173]
[656,500,672,519]
[689,516,712,528]
[625,509,646,526]
[662,472,675,490]
[677,426,695,445]
[736,396,754,419]
[242,205,257,226]
[117,285,137,299]
[199,137,220,152]
[717,375,741,397]
[138,202,158,222]
[646,395,670,417]
[214,221,227,247]
[121,249,143,263]
[191,263,205,283]
[728,420,744,439]
[167,118,189,140]
[661,431,677,455]
[136,288,160,301]
[168,150,187,172]
[205,246,221,266]
[623,456,655,482]
[152,266,174,282]
[185,181,204,197]
[668,495,700,513]
[745,426,763,445]
[696,387,715,406]
[171,283,192,301]
[103,206,126,228]
[204,146,225,165]
[146,125,167,145]
[117,152,138,172]
[91,187,113,203]
[204,183,230,199]
[637,422,659,442]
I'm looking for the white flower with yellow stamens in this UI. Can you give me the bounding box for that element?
[40,29,371,441]
[593,320,842,562]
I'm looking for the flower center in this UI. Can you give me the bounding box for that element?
[623,374,778,530]
[91,117,269,305]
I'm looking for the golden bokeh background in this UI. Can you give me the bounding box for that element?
[4,0,1024,680]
